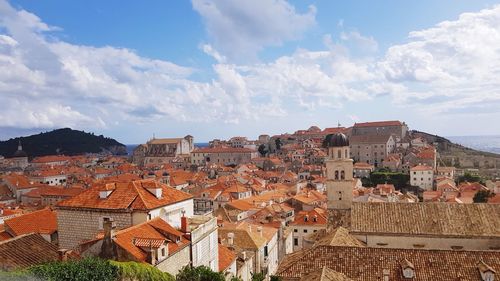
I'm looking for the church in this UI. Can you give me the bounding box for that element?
[132,135,194,166]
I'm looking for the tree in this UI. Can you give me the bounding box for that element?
[275,138,282,150]
[473,190,495,203]
[258,144,268,157]
[457,173,482,184]
[251,272,265,281]
[176,265,225,281]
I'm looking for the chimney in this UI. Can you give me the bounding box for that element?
[181,215,189,233]
[103,218,116,239]
[58,249,68,261]
[227,232,234,246]
[257,226,263,237]
[99,218,117,259]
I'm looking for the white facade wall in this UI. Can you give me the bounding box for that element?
[291,225,325,251]
[410,169,434,190]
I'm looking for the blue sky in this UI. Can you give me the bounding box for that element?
[1,0,500,143]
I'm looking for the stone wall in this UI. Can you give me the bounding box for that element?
[157,246,191,276]
[57,209,132,250]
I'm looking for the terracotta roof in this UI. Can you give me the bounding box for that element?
[277,245,500,280]
[219,222,268,249]
[113,217,189,262]
[291,209,327,226]
[410,164,433,171]
[300,267,354,281]
[0,233,59,270]
[194,147,256,153]
[4,208,57,235]
[31,155,71,164]
[218,244,236,272]
[57,179,192,211]
[353,121,403,127]
[313,227,365,248]
[351,202,500,238]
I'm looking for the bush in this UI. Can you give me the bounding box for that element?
[29,258,118,281]
[111,261,174,281]
[176,265,225,281]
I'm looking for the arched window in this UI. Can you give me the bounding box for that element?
[345,149,348,158]
[337,150,341,159]
[334,171,339,180]
[341,170,345,180]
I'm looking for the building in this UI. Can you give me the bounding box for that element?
[351,120,408,139]
[290,209,327,251]
[324,133,354,229]
[80,217,191,276]
[9,142,28,169]
[56,179,193,249]
[353,162,374,178]
[181,215,219,272]
[3,208,58,244]
[191,147,258,166]
[132,136,194,166]
[410,164,434,190]
[276,245,499,281]
[219,222,279,278]
[349,134,395,167]
[0,233,65,271]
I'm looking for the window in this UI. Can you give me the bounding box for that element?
[303,229,307,233]
[161,248,166,257]
[264,245,268,257]
[294,228,298,233]
[294,238,298,246]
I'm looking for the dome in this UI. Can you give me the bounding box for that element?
[327,133,349,147]
[13,149,27,158]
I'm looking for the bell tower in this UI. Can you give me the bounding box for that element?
[325,133,353,229]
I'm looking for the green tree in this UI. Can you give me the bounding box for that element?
[270,276,283,281]
[473,190,495,203]
[176,265,225,281]
[457,173,482,184]
[252,272,266,281]
[258,144,268,157]
[275,138,282,150]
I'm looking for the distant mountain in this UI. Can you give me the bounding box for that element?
[0,128,127,158]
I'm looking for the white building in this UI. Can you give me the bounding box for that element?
[410,164,434,190]
[182,215,219,272]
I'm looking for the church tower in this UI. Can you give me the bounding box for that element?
[325,133,353,229]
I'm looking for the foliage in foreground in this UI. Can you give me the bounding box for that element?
[0,258,174,281]
[175,265,226,281]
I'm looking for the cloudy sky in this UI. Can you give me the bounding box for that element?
[1,0,500,143]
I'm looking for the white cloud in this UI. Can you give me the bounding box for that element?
[1,0,500,137]
[192,0,316,60]
[379,5,500,114]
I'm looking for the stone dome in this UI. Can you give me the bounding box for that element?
[327,133,349,147]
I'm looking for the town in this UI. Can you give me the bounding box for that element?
[0,120,499,280]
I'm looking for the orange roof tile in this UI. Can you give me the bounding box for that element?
[218,244,236,272]
[57,179,193,211]
[4,208,57,235]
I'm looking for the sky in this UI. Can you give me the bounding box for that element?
[1,0,500,143]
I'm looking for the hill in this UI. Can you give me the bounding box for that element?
[0,128,126,158]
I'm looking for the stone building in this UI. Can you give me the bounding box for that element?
[191,147,258,166]
[349,134,395,167]
[56,179,193,249]
[9,142,28,169]
[80,217,191,276]
[351,120,408,139]
[132,136,194,166]
[410,164,434,190]
[324,133,354,230]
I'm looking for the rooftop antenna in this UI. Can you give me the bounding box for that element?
[337,121,341,128]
